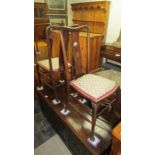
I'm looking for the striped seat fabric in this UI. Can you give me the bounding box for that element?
[70,74,118,103]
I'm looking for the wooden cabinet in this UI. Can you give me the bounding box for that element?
[52,30,103,73]
[70,1,110,72]
[76,32,104,72]
[71,1,110,35]
[37,90,112,155]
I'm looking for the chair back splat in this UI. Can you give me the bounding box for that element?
[45,25,63,81]
[60,25,90,82]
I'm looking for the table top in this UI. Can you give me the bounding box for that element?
[105,41,121,49]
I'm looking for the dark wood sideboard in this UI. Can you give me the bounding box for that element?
[34,2,50,61]
[36,85,121,155]
[100,42,121,64]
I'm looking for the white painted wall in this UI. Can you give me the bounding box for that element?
[106,0,121,43]
[68,0,121,43]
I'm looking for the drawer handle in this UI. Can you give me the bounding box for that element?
[115,54,120,57]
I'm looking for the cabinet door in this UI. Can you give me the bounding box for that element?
[93,22,105,34]
[79,36,87,73]
[89,36,103,71]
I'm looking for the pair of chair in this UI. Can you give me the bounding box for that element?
[36,25,119,147]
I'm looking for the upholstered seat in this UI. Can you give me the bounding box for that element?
[37,57,59,71]
[70,74,118,103]
[37,57,72,71]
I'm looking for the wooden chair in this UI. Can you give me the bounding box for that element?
[60,25,120,147]
[36,25,66,105]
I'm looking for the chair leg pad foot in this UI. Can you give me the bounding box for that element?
[59,80,65,84]
[70,93,78,98]
[36,86,44,91]
[52,99,61,105]
[60,108,70,116]
[79,98,87,104]
[87,136,101,147]
[44,95,48,98]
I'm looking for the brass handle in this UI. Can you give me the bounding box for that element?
[115,53,120,57]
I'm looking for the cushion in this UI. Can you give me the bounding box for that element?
[70,74,118,103]
[37,57,59,71]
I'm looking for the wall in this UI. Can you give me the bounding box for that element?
[68,0,121,43]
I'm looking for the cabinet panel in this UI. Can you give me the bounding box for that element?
[94,9,106,22]
[73,10,81,20]
[71,1,110,35]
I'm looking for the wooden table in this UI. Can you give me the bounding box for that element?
[100,42,121,63]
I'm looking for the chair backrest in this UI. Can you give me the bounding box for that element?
[45,25,63,73]
[60,25,90,83]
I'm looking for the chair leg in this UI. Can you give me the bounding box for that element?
[90,102,99,141]
[51,87,61,105]
[37,65,41,86]
[60,84,70,115]
[50,73,61,105]
[64,84,69,111]
[110,89,120,127]
[36,65,43,90]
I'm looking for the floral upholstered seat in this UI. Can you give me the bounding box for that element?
[70,74,118,103]
[37,57,72,71]
[37,57,59,71]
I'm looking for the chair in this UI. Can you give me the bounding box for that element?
[36,25,66,105]
[60,25,119,147]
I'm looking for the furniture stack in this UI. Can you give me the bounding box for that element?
[34,2,121,155]
[35,25,121,155]
[34,2,49,61]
